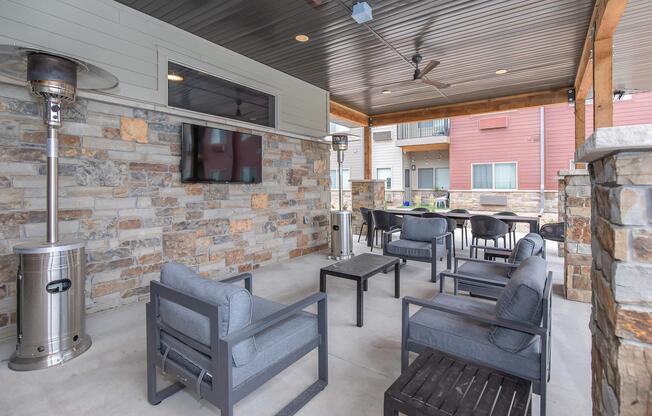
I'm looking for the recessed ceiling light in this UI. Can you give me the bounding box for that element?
[495,69,508,75]
[295,34,310,42]
[382,89,391,94]
[167,72,184,82]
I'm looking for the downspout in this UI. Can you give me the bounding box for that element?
[539,106,545,215]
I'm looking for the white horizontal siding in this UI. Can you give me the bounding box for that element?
[0,0,329,138]
[371,126,404,190]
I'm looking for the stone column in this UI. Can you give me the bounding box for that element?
[577,125,652,416]
[559,169,592,303]
[350,180,385,234]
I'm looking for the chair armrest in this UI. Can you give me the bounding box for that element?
[471,245,511,255]
[402,296,545,336]
[440,271,508,288]
[220,272,253,293]
[432,231,452,244]
[223,292,327,344]
[454,256,518,269]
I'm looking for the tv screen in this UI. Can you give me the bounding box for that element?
[181,123,263,183]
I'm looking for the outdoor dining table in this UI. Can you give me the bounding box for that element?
[385,209,541,234]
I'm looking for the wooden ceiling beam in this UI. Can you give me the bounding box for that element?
[329,100,369,126]
[369,88,570,126]
[574,0,628,100]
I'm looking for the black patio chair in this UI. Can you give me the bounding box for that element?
[371,210,400,251]
[540,222,564,242]
[358,207,372,243]
[448,208,470,250]
[469,215,509,258]
[494,211,518,248]
[411,207,429,212]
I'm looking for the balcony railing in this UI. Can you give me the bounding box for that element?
[397,119,450,140]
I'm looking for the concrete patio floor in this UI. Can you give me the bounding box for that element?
[0,234,591,415]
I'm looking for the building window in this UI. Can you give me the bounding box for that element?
[472,162,517,190]
[404,169,411,188]
[417,168,433,189]
[330,169,351,190]
[167,62,276,128]
[332,169,351,190]
[435,168,450,190]
[376,168,392,190]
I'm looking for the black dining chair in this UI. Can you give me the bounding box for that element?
[422,212,458,258]
[358,207,372,243]
[494,211,518,248]
[448,208,470,250]
[469,215,509,258]
[371,210,400,251]
[411,207,429,212]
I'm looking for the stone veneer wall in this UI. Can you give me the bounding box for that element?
[350,180,385,235]
[0,83,330,339]
[330,190,352,211]
[579,127,652,415]
[560,170,592,303]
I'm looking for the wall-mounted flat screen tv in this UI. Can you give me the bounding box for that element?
[181,123,263,183]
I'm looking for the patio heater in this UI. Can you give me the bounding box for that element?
[329,134,354,260]
[0,45,118,370]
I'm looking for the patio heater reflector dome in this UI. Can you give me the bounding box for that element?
[0,45,118,371]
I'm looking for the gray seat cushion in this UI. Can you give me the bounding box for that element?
[408,294,540,380]
[160,295,318,387]
[159,262,256,367]
[456,260,510,298]
[386,239,446,258]
[489,256,547,353]
[401,215,448,242]
[507,238,536,264]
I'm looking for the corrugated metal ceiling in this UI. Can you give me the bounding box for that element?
[115,0,647,115]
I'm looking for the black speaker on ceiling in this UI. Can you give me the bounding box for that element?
[567,88,576,103]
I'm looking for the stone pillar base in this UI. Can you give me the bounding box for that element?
[350,180,385,235]
[578,125,652,415]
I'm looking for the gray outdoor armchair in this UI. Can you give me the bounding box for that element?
[448,232,545,299]
[402,256,552,416]
[146,263,328,416]
[383,215,452,284]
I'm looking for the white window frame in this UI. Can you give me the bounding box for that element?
[376,167,392,190]
[471,162,518,191]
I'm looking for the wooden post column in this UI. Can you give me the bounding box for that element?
[593,37,614,130]
[363,126,371,180]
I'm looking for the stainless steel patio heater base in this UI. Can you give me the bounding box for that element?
[0,45,117,371]
[329,134,354,260]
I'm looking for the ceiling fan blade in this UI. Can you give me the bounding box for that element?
[421,78,451,89]
[418,60,440,78]
[371,79,420,91]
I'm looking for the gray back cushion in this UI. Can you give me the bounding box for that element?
[524,233,545,256]
[159,262,256,367]
[401,215,447,242]
[506,233,545,277]
[489,256,547,352]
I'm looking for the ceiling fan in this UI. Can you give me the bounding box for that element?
[374,53,450,94]
[409,53,450,89]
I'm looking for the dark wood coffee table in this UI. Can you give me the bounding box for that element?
[385,349,532,416]
[320,253,400,327]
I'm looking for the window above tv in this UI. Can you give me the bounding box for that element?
[167,62,276,128]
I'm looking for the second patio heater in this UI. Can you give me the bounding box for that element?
[0,45,118,370]
[329,134,354,260]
